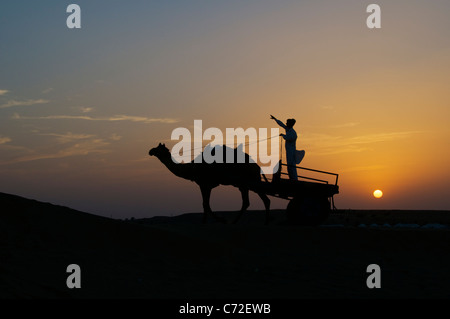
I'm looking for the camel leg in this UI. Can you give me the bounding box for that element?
[257,192,271,225]
[200,185,212,223]
[200,185,226,224]
[232,187,250,224]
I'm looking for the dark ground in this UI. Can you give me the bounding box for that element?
[1,192,450,299]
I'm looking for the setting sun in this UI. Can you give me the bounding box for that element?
[373,190,383,199]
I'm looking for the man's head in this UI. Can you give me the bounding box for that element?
[286,118,296,128]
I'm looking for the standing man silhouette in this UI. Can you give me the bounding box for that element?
[271,115,304,180]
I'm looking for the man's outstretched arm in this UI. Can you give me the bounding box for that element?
[270,115,287,130]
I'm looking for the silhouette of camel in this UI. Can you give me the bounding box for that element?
[149,143,271,224]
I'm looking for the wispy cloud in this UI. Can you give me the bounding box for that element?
[0,129,121,165]
[0,99,49,109]
[346,131,422,145]
[0,136,11,144]
[302,122,359,129]
[0,90,9,96]
[110,133,122,141]
[14,140,110,163]
[106,115,179,124]
[0,138,111,165]
[42,88,54,94]
[80,107,93,113]
[303,131,422,155]
[13,113,179,124]
[40,132,95,144]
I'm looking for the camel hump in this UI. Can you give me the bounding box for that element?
[203,144,255,164]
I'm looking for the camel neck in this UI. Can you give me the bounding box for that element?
[159,154,195,181]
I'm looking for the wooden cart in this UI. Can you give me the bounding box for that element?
[260,161,339,225]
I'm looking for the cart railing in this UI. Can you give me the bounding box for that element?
[280,163,339,186]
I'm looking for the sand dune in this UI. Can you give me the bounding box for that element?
[1,192,450,299]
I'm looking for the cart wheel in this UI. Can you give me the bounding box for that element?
[286,196,330,226]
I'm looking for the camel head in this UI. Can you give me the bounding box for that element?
[149,143,170,159]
